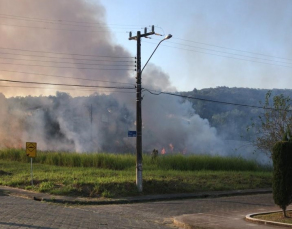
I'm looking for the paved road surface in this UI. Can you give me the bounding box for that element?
[0,191,281,229]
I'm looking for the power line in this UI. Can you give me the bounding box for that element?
[0,52,134,62]
[173,37,292,62]
[0,84,136,93]
[0,15,141,29]
[0,78,135,89]
[0,69,135,86]
[151,39,292,65]
[143,41,292,69]
[0,13,142,27]
[0,57,134,67]
[0,62,135,70]
[142,88,290,112]
[0,47,134,58]
[0,22,132,33]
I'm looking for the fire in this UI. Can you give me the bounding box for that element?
[161,148,166,155]
[169,143,174,151]
[181,148,187,155]
[2,138,23,149]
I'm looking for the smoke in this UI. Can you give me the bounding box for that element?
[0,0,236,157]
[0,0,133,97]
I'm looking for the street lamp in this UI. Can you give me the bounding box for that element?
[137,34,172,192]
[141,34,173,73]
[129,28,172,192]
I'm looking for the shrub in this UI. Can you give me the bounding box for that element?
[272,141,292,217]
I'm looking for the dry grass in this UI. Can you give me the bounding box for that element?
[254,210,292,224]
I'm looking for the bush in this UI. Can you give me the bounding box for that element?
[272,141,292,217]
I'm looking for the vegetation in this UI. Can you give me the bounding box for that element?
[272,140,292,217]
[0,149,271,171]
[253,92,292,153]
[254,211,292,224]
[0,150,272,198]
[183,88,292,148]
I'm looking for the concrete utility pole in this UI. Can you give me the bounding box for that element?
[129,26,172,192]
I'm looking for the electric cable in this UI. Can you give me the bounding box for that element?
[0,54,134,63]
[0,84,136,93]
[0,13,141,27]
[143,41,292,69]
[173,37,292,62]
[150,39,292,65]
[0,78,135,89]
[0,69,135,86]
[0,47,134,58]
[0,57,134,66]
[0,62,135,70]
[142,88,291,112]
[0,22,132,33]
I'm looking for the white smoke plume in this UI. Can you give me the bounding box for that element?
[0,0,226,156]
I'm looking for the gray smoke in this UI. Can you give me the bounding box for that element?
[0,0,251,158]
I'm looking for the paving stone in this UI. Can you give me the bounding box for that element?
[0,191,286,229]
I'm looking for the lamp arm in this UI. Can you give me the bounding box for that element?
[141,39,165,73]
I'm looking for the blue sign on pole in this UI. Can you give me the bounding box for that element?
[128,131,137,137]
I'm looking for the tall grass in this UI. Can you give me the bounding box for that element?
[0,148,271,172]
[0,149,135,170]
[154,154,269,171]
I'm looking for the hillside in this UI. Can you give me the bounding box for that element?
[181,87,292,141]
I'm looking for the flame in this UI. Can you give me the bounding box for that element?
[169,143,174,151]
[2,138,23,149]
[182,148,187,155]
[161,148,166,155]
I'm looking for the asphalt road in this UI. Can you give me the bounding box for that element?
[0,191,280,229]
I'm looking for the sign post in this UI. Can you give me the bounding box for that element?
[128,131,137,137]
[26,142,37,186]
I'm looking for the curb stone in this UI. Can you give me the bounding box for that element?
[0,185,272,205]
[246,211,292,228]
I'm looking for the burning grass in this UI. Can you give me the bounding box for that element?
[0,149,272,198]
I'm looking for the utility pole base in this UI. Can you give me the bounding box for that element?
[136,164,143,192]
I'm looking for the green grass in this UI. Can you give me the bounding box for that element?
[0,151,272,198]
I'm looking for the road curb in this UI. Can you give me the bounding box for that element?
[245,211,292,228]
[1,185,272,205]
[36,189,273,205]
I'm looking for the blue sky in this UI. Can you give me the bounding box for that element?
[98,0,292,91]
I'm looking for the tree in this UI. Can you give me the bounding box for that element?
[252,91,292,154]
[272,138,292,217]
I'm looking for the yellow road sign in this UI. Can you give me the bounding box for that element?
[26,142,37,158]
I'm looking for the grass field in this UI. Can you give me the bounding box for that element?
[0,149,272,198]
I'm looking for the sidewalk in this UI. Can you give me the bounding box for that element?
[173,210,292,229]
[2,185,290,228]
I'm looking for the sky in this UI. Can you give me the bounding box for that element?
[99,0,292,91]
[0,0,291,97]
